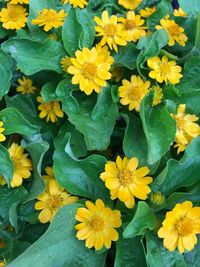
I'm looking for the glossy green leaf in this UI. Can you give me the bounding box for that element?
[140,94,176,164]
[165,192,200,209]
[122,112,159,173]
[113,43,139,70]
[2,37,65,75]
[22,140,49,201]
[53,132,111,202]
[115,235,147,267]
[7,204,106,267]
[0,186,28,221]
[62,8,95,56]
[152,138,200,196]
[123,202,156,238]
[0,108,38,136]
[178,57,200,91]
[66,86,119,151]
[0,49,13,100]
[146,231,186,267]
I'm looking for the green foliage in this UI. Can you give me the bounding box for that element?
[123,202,156,238]
[6,204,106,267]
[2,37,65,75]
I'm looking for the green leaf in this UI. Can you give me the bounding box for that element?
[0,108,38,136]
[122,112,159,173]
[123,202,156,238]
[62,8,95,56]
[179,0,200,17]
[140,94,176,164]
[2,37,65,75]
[115,235,147,267]
[56,79,80,113]
[66,86,119,151]
[55,122,87,158]
[0,49,13,100]
[152,138,200,196]
[179,89,200,116]
[0,144,14,185]
[165,192,200,209]
[77,9,95,50]
[6,204,106,267]
[177,57,200,91]
[113,43,139,70]
[0,186,28,221]
[147,0,173,30]
[136,29,169,76]
[146,231,186,267]
[53,132,111,203]
[22,140,49,201]
[41,81,58,102]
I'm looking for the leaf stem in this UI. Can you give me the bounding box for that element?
[195,12,200,51]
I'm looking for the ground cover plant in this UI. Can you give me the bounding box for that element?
[0,0,200,266]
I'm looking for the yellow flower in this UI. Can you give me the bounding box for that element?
[150,191,165,205]
[158,201,200,254]
[94,10,127,52]
[60,56,72,73]
[16,76,36,94]
[8,143,32,188]
[62,0,88,9]
[35,179,78,223]
[0,4,28,30]
[100,156,153,209]
[173,8,187,17]
[6,0,29,4]
[156,15,188,47]
[118,11,146,42]
[67,47,113,95]
[119,75,150,111]
[139,6,156,17]
[111,67,123,82]
[32,9,67,32]
[37,96,64,123]
[0,260,5,267]
[75,199,122,250]
[0,121,6,142]
[0,175,6,186]
[42,166,55,184]
[118,0,142,10]
[95,44,114,65]
[147,55,183,84]
[171,104,200,154]
[151,85,163,106]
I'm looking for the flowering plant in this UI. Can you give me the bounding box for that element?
[0,0,200,266]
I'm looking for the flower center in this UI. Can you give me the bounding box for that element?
[125,20,136,30]
[119,171,132,186]
[82,63,97,79]
[175,218,193,236]
[168,25,180,35]
[128,86,143,100]
[105,24,116,37]
[90,216,104,231]
[48,195,62,209]
[8,10,19,21]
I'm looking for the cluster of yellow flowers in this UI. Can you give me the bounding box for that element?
[0,0,199,258]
